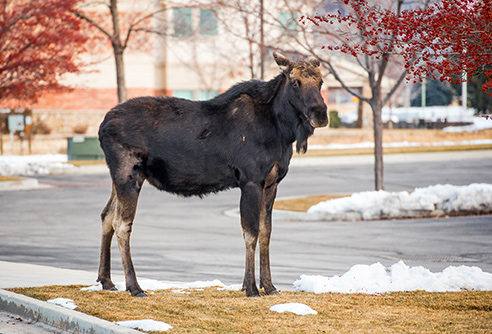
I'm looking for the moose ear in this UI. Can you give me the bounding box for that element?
[273,51,290,72]
[307,55,320,67]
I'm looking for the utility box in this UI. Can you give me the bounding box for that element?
[67,136,105,161]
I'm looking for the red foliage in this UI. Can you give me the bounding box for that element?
[306,0,492,95]
[0,0,88,107]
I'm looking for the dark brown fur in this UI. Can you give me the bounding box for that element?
[97,52,328,297]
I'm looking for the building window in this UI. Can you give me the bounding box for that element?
[173,90,194,100]
[199,90,219,100]
[174,8,192,37]
[279,11,299,33]
[199,10,218,35]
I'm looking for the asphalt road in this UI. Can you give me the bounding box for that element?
[1,152,491,291]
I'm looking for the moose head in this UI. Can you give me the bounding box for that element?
[273,51,328,129]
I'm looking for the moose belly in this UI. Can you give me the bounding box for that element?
[144,155,237,197]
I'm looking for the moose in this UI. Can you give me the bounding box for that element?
[97,51,328,297]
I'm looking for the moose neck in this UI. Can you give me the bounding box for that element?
[271,74,314,153]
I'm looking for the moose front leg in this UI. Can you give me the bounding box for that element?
[240,182,263,297]
[259,183,279,295]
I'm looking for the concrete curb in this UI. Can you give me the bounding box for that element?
[0,289,141,334]
[0,177,39,191]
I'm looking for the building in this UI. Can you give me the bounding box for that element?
[28,0,391,135]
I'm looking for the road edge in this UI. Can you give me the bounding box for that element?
[0,289,141,334]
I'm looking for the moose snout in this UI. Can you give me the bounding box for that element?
[308,104,329,128]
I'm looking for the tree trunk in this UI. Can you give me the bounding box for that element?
[114,49,127,103]
[372,99,384,190]
[356,99,363,128]
[110,0,127,103]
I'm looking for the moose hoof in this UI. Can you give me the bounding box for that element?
[109,286,118,291]
[134,292,148,297]
[267,289,280,295]
[247,293,262,298]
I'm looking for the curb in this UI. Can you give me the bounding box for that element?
[0,177,39,191]
[0,289,141,334]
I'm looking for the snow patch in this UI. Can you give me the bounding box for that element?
[310,139,492,150]
[443,117,492,132]
[116,319,172,331]
[81,279,240,292]
[294,261,492,294]
[47,298,77,310]
[307,183,492,220]
[270,303,317,315]
[0,154,69,176]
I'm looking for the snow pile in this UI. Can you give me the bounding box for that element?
[81,278,241,293]
[270,303,317,315]
[443,117,492,132]
[116,319,173,331]
[307,183,492,221]
[294,261,492,294]
[310,139,492,150]
[0,154,69,176]
[47,298,78,310]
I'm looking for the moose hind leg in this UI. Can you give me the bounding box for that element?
[259,183,279,295]
[113,174,146,297]
[97,185,117,291]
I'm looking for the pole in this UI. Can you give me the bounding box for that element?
[260,0,265,80]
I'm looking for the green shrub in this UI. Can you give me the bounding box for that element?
[329,110,341,128]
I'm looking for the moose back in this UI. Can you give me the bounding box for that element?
[97,51,328,297]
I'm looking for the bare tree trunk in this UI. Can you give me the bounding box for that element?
[356,99,363,128]
[110,0,127,103]
[114,49,127,102]
[372,98,384,190]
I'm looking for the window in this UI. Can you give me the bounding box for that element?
[173,90,194,100]
[199,90,219,100]
[279,11,299,33]
[199,10,218,35]
[174,8,192,37]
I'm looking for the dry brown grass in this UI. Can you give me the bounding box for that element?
[66,160,106,166]
[0,175,24,182]
[9,286,492,333]
[274,195,349,212]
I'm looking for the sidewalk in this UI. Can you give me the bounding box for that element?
[0,261,137,334]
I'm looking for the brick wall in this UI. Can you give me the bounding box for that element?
[31,87,169,135]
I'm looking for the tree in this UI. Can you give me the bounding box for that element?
[0,0,88,106]
[74,0,166,103]
[385,0,492,96]
[305,0,413,190]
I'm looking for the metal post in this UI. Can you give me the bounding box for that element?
[260,0,265,80]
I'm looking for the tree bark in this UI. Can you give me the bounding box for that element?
[110,0,127,103]
[372,98,384,190]
[114,49,127,103]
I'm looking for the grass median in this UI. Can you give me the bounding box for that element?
[9,286,492,333]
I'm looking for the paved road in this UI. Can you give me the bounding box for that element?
[1,152,491,291]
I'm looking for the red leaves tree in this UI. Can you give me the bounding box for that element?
[388,0,492,96]
[0,0,88,107]
[306,0,410,190]
[307,0,491,190]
